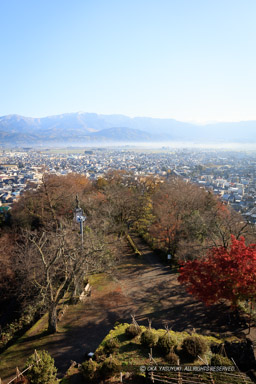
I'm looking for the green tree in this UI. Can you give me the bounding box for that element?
[25,350,57,384]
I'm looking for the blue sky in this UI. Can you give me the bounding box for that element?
[1,0,256,122]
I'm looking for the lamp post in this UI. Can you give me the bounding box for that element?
[167,235,172,263]
[74,195,86,246]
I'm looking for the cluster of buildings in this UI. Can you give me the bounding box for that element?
[1,147,256,223]
[173,151,256,223]
[0,153,43,208]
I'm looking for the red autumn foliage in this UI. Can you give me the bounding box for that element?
[178,235,256,307]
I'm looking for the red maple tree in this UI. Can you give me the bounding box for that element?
[178,235,256,307]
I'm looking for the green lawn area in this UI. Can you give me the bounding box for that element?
[77,323,251,384]
[96,323,224,366]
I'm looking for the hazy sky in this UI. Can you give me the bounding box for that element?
[1,0,256,122]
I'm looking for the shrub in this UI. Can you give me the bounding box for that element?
[0,305,38,349]
[129,373,148,383]
[141,330,159,348]
[181,336,208,360]
[25,350,57,384]
[165,352,179,364]
[100,356,120,379]
[125,324,142,338]
[103,338,120,354]
[94,347,106,362]
[81,358,98,381]
[211,354,233,366]
[157,334,176,355]
[210,342,220,354]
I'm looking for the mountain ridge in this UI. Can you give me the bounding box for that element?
[0,112,256,145]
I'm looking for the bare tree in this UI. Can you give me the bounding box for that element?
[149,176,254,261]
[96,173,148,236]
[17,221,111,333]
[11,174,114,333]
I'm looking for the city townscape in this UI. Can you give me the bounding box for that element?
[1,147,256,223]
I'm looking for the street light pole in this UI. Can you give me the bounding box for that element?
[72,195,87,302]
[74,195,86,247]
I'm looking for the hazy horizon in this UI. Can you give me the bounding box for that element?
[2,141,256,152]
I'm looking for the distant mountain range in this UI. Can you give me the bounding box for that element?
[0,112,256,146]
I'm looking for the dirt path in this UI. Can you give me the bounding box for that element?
[52,236,253,374]
[2,236,255,382]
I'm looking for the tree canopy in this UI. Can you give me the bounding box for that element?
[178,235,256,307]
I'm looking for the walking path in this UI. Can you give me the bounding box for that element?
[1,236,254,382]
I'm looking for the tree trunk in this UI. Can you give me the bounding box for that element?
[48,303,57,333]
[248,300,253,335]
[71,282,79,304]
[71,274,83,303]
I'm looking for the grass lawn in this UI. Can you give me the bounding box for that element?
[78,323,252,384]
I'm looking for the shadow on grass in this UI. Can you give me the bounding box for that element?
[17,329,50,344]
[61,371,84,384]
[119,341,140,354]
[116,332,130,344]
